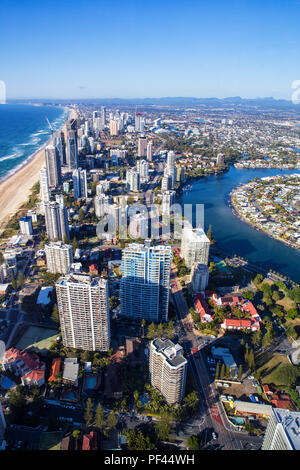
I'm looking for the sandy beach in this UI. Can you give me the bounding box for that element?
[0,107,77,233]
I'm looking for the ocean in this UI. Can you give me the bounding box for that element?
[0,104,68,181]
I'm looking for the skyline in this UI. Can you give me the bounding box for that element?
[1,0,300,100]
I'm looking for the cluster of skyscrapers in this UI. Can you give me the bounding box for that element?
[35,110,202,405]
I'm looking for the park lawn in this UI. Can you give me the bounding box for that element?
[256,353,290,387]
[16,326,58,354]
[277,296,296,311]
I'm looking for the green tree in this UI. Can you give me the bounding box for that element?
[155,411,173,442]
[125,429,155,450]
[95,403,105,432]
[10,272,17,290]
[51,304,60,324]
[238,364,243,380]
[243,290,254,301]
[72,236,78,254]
[141,319,146,338]
[106,411,118,431]
[183,391,199,414]
[17,272,25,289]
[251,330,262,349]
[207,224,212,241]
[187,434,199,450]
[78,208,85,225]
[287,307,298,320]
[274,364,299,387]
[84,398,94,428]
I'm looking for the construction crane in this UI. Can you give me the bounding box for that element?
[45,115,54,135]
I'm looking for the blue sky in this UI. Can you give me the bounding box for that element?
[1,0,300,99]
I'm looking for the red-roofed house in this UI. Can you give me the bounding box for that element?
[194,294,213,323]
[89,263,99,275]
[211,294,261,331]
[263,384,274,397]
[22,369,45,387]
[271,395,296,411]
[82,431,98,450]
[48,358,62,382]
[221,318,252,330]
[2,348,45,387]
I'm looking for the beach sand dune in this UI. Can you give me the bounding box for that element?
[0,108,76,233]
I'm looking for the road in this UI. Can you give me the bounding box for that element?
[171,275,261,450]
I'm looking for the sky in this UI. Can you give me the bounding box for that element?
[1,0,300,100]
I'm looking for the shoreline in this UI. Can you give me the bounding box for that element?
[0,106,76,233]
[230,189,300,252]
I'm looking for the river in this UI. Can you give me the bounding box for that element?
[179,166,300,283]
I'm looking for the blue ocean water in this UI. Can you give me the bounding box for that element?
[0,104,68,181]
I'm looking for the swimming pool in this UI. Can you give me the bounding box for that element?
[230,417,245,425]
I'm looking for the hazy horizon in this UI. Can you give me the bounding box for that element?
[1,0,300,101]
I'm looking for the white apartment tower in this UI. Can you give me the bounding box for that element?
[56,274,110,352]
[138,136,147,157]
[72,168,88,199]
[39,167,50,203]
[137,159,149,183]
[19,216,33,235]
[44,200,69,241]
[149,339,187,404]
[45,242,73,274]
[147,140,153,162]
[109,120,118,136]
[126,169,140,191]
[181,225,210,268]
[162,190,176,215]
[161,174,172,191]
[165,150,176,186]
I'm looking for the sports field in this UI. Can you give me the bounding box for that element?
[15,325,59,354]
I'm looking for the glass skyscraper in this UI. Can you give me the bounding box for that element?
[120,243,172,322]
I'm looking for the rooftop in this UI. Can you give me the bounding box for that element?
[62,358,79,383]
[56,273,107,289]
[182,225,210,244]
[152,338,187,368]
[273,408,300,450]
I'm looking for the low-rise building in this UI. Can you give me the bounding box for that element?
[62,358,79,386]
[2,348,45,387]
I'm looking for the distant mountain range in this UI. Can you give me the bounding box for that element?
[8,96,300,111]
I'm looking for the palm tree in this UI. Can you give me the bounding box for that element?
[141,319,146,338]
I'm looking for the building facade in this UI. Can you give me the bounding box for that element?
[149,338,187,404]
[44,200,69,241]
[120,243,172,322]
[56,274,110,351]
[45,144,62,188]
[45,242,73,274]
[181,225,210,268]
[262,408,300,450]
